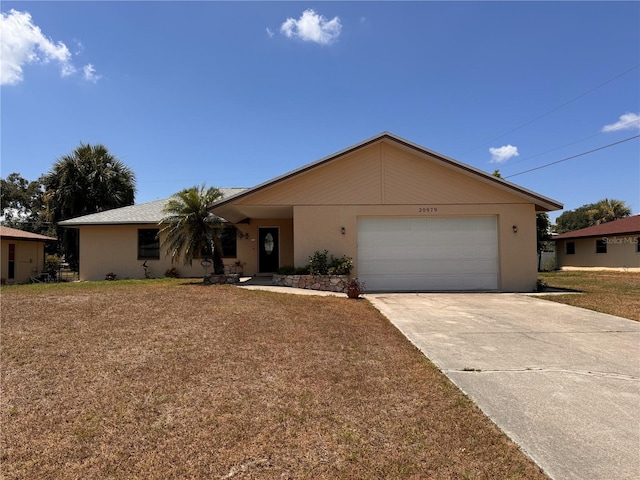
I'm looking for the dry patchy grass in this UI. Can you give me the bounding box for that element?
[538,270,640,321]
[1,280,546,479]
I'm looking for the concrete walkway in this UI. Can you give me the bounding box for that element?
[237,276,345,296]
[366,293,640,480]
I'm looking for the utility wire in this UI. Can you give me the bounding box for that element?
[458,64,640,157]
[504,134,640,178]
[501,118,640,169]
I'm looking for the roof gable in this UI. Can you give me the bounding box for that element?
[212,133,562,220]
[555,215,640,239]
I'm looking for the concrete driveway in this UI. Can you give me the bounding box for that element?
[366,293,640,480]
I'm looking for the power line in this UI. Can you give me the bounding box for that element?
[458,64,640,157]
[501,118,640,169]
[504,134,640,178]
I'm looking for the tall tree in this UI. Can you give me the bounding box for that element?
[536,212,552,271]
[41,143,136,267]
[0,173,49,234]
[42,143,136,222]
[555,198,631,233]
[587,198,631,225]
[159,185,226,275]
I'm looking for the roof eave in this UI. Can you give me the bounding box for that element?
[555,230,640,240]
[0,235,57,242]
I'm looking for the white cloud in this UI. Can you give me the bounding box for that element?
[489,144,519,163]
[280,9,342,45]
[266,27,274,38]
[601,112,640,133]
[83,64,101,83]
[0,9,98,85]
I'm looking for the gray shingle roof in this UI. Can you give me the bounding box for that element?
[59,188,247,226]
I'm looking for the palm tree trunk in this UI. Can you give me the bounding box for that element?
[210,238,225,275]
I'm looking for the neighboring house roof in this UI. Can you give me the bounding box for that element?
[213,132,563,213]
[554,215,640,240]
[0,225,57,242]
[58,188,247,226]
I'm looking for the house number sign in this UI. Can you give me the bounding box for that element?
[418,207,438,213]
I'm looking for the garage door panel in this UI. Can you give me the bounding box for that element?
[358,217,498,291]
[364,273,498,292]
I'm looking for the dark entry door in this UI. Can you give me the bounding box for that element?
[258,227,279,273]
[8,244,15,280]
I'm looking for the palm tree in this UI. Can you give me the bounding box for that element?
[42,143,136,222]
[41,143,136,268]
[587,198,631,225]
[159,185,226,275]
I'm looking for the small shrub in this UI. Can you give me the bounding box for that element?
[105,272,117,281]
[309,250,329,275]
[328,255,353,275]
[165,267,180,278]
[45,254,62,280]
[278,265,311,275]
[45,254,62,273]
[282,251,356,277]
[278,265,296,275]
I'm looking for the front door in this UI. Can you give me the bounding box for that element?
[258,227,279,273]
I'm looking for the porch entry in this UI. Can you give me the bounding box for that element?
[258,227,279,273]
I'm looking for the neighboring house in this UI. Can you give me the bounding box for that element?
[554,215,640,271]
[0,226,57,284]
[60,133,562,291]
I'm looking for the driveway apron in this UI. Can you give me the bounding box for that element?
[367,293,640,480]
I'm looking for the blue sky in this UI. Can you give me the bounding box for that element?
[2,1,639,222]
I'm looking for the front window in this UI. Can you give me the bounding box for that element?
[138,229,160,259]
[220,227,238,258]
[196,227,238,259]
[566,242,575,255]
[595,239,607,254]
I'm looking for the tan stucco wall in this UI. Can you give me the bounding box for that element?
[1,238,47,284]
[235,141,528,208]
[556,236,640,270]
[292,203,538,292]
[77,225,226,281]
[75,221,294,281]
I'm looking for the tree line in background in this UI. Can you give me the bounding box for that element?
[553,198,632,234]
[2,152,634,273]
[1,143,227,275]
[1,143,136,268]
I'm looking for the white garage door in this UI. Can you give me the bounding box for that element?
[358,217,498,291]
